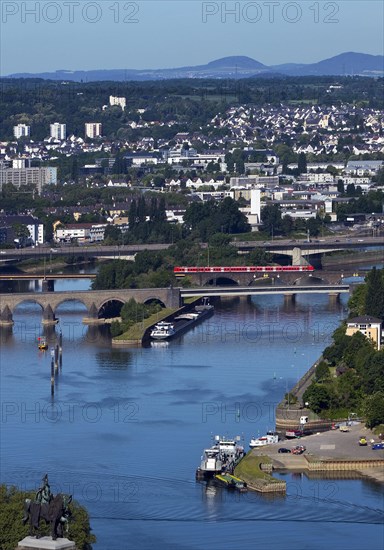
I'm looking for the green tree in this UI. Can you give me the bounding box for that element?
[303,383,335,414]
[347,284,367,317]
[297,152,307,174]
[112,151,127,174]
[364,267,384,318]
[315,361,331,382]
[103,225,122,245]
[363,391,384,428]
[12,223,30,241]
[362,350,384,394]
[261,204,281,236]
[280,215,294,236]
[129,199,137,227]
[337,180,345,194]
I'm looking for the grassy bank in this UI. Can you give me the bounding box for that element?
[235,453,281,487]
[112,307,177,343]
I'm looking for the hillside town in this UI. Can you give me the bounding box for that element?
[1,92,384,246]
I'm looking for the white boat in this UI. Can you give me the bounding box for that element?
[198,447,223,475]
[249,431,279,448]
[150,321,176,340]
[196,435,245,479]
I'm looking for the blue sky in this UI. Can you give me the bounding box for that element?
[0,1,383,74]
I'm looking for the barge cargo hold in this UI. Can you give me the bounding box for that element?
[149,302,214,342]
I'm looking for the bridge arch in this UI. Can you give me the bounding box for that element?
[205,276,239,286]
[54,297,89,314]
[13,298,44,313]
[143,296,167,308]
[98,298,126,319]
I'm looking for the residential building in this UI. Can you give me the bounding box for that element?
[0,167,57,194]
[89,224,108,242]
[50,123,66,140]
[346,316,382,350]
[344,160,384,176]
[55,223,94,243]
[13,124,30,139]
[125,152,159,166]
[0,215,44,245]
[85,123,102,139]
[12,159,29,169]
[109,96,126,110]
[230,175,279,188]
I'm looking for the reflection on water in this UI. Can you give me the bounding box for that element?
[96,349,132,371]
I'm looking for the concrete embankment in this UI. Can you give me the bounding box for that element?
[234,453,286,493]
[322,250,383,268]
[251,423,384,484]
[275,355,334,432]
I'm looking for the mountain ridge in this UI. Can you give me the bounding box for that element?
[4,52,383,82]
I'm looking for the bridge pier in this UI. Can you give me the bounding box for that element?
[328,292,340,305]
[42,304,58,325]
[42,279,54,292]
[83,302,104,325]
[284,293,296,306]
[0,305,14,326]
[292,247,310,266]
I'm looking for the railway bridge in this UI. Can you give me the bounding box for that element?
[175,268,361,287]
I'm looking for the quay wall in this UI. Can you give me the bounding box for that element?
[246,479,287,493]
[275,355,335,431]
[305,458,384,472]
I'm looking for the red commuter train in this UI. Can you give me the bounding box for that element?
[174,265,314,275]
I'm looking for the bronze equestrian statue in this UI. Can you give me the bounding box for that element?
[22,474,72,539]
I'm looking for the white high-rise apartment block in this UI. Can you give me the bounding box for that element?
[250,188,261,223]
[85,123,102,139]
[13,124,30,139]
[50,122,66,140]
[109,96,126,110]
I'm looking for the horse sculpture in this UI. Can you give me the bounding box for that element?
[23,493,72,540]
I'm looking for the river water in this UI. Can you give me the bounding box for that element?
[0,280,383,550]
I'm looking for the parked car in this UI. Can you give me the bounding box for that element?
[372,443,384,450]
[291,445,306,455]
[278,448,291,454]
[340,425,350,432]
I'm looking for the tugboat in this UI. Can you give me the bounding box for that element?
[150,321,176,341]
[249,430,279,448]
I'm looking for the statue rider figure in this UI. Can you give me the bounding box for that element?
[35,474,52,505]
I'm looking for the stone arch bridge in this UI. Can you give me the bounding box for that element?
[0,288,181,325]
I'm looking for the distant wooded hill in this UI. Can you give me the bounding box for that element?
[5,52,384,82]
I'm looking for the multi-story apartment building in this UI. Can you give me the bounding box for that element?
[85,123,102,139]
[0,167,57,194]
[346,316,382,350]
[13,124,30,139]
[109,96,126,110]
[50,123,66,140]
